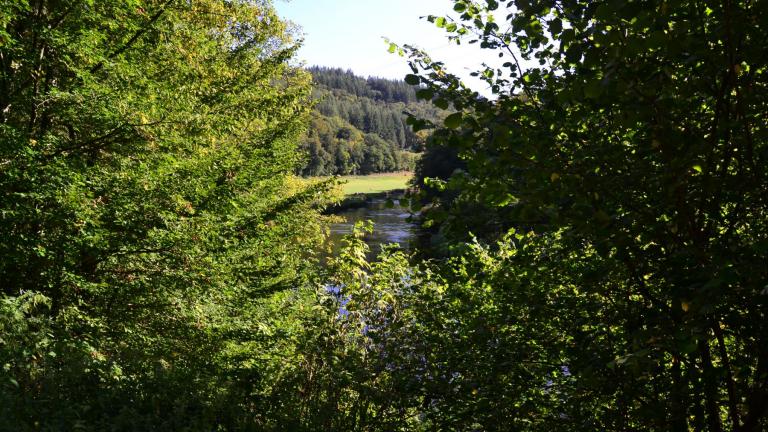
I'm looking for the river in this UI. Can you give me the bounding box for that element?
[327,196,416,258]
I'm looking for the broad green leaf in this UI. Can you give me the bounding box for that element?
[444,112,463,129]
[405,74,421,85]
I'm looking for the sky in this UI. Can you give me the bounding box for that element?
[274,0,497,93]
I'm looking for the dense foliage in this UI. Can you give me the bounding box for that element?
[299,67,444,176]
[2,0,766,430]
[311,66,420,105]
[0,0,334,429]
[313,0,768,430]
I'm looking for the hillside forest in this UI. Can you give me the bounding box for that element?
[299,66,444,176]
[1,0,767,431]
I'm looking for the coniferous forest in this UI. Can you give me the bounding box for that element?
[299,66,444,176]
[1,1,767,431]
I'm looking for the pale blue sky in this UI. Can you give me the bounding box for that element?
[274,0,496,92]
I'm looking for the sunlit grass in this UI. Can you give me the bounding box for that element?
[340,172,412,195]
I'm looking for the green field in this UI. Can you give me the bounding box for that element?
[340,172,412,195]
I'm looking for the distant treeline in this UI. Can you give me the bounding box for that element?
[299,66,445,176]
[310,66,418,104]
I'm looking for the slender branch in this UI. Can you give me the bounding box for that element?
[741,351,768,432]
[699,339,724,432]
[713,322,740,429]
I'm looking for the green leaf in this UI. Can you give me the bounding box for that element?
[416,88,434,100]
[404,74,421,85]
[433,98,449,109]
[444,112,463,129]
[549,18,562,34]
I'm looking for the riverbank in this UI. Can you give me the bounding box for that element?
[327,189,407,213]
[327,195,416,258]
[324,173,416,257]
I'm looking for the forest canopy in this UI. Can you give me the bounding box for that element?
[298,66,445,176]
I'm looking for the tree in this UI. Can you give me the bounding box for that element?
[298,67,447,176]
[338,0,768,430]
[0,0,330,428]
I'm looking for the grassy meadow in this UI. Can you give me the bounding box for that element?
[340,172,413,195]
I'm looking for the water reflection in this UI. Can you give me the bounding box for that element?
[328,198,415,257]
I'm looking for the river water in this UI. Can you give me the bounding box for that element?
[328,197,416,257]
